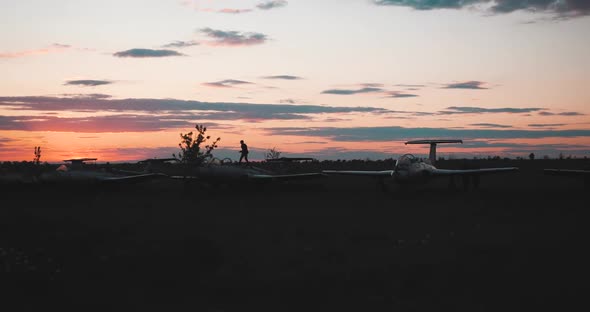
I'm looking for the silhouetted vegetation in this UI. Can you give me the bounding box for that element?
[265,147,282,160]
[33,146,41,165]
[173,124,220,165]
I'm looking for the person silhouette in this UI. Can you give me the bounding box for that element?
[239,140,249,164]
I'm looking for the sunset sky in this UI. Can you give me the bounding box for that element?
[1,0,589,162]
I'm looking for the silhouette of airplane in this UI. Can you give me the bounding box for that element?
[323,140,518,190]
[38,158,166,184]
[543,169,590,176]
[544,168,589,187]
[137,157,325,184]
[111,158,178,175]
[265,157,317,163]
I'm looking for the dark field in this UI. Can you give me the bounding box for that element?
[1,159,587,311]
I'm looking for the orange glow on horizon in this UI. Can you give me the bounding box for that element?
[2,128,590,163]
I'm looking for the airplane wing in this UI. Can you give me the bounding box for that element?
[99,173,168,183]
[167,173,325,182]
[249,172,326,180]
[544,169,590,176]
[169,175,199,179]
[430,167,518,176]
[111,168,146,175]
[322,170,394,177]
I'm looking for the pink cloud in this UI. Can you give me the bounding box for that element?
[218,8,252,14]
[0,43,71,58]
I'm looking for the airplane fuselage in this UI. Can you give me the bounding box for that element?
[393,162,436,184]
[39,169,117,183]
[172,164,277,182]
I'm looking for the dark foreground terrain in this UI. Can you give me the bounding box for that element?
[1,160,586,311]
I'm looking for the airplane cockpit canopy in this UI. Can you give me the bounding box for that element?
[206,157,234,166]
[207,157,222,166]
[396,154,419,168]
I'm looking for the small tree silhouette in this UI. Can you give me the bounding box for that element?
[265,147,282,160]
[33,146,41,165]
[528,153,535,160]
[173,124,220,165]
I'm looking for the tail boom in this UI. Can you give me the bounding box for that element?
[404,139,463,165]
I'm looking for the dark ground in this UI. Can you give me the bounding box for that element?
[0,159,587,311]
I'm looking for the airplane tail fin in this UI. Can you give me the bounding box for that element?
[405,140,463,165]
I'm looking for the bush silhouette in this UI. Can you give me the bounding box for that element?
[265,147,282,160]
[173,124,220,165]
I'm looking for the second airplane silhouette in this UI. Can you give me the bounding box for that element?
[323,139,519,190]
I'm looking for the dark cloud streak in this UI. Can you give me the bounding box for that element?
[267,126,590,141]
[443,81,488,89]
[470,123,513,128]
[201,79,253,88]
[199,28,268,46]
[321,87,383,95]
[161,40,199,48]
[0,96,390,124]
[0,115,192,132]
[218,8,252,14]
[528,123,566,127]
[395,84,426,88]
[440,106,543,114]
[64,80,113,87]
[262,75,303,80]
[539,111,585,116]
[373,0,590,18]
[113,49,184,58]
[387,91,419,98]
[256,1,288,10]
